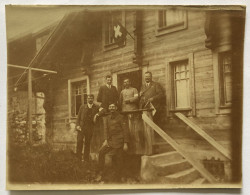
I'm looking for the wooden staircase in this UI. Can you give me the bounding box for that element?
[141,150,207,184]
[141,112,232,184]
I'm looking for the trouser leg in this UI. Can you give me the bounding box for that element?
[113,148,124,178]
[76,131,84,159]
[83,131,93,162]
[98,145,111,170]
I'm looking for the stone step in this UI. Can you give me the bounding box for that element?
[153,142,175,154]
[164,167,201,184]
[153,159,192,177]
[191,177,206,184]
[149,151,184,165]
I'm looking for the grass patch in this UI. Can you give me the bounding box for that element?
[8,143,142,184]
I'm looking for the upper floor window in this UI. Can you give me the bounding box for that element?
[104,11,122,45]
[103,11,125,50]
[156,9,187,36]
[159,9,185,28]
[219,51,232,106]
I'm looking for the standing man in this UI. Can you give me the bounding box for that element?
[76,94,99,162]
[97,75,119,112]
[120,78,143,154]
[119,78,139,112]
[98,103,129,180]
[139,71,164,125]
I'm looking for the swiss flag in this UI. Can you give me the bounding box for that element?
[112,21,127,46]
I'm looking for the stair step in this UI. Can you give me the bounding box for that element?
[164,167,201,184]
[149,151,184,164]
[191,177,206,184]
[154,159,192,176]
[153,142,175,154]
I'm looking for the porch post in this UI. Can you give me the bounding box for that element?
[28,68,33,144]
[142,111,154,155]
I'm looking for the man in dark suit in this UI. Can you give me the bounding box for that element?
[98,103,129,180]
[97,75,119,112]
[139,71,165,125]
[76,94,99,162]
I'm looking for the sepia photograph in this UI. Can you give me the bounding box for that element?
[5,4,245,190]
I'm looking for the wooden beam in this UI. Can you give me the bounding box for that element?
[8,64,57,74]
[142,112,217,183]
[175,112,231,160]
[121,108,153,114]
[28,68,33,144]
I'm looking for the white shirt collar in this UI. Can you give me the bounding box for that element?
[106,84,111,89]
[87,103,93,108]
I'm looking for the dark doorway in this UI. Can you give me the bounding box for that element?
[117,70,142,94]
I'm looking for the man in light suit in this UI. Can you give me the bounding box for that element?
[76,94,99,162]
[139,71,165,125]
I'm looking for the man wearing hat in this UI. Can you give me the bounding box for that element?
[76,94,100,162]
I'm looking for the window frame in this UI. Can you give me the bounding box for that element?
[219,51,232,106]
[166,53,195,117]
[102,11,126,51]
[68,76,90,119]
[155,9,188,37]
[173,59,191,109]
[212,45,232,115]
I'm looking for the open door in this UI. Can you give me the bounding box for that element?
[117,70,142,94]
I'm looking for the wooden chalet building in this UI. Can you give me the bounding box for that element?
[7,6,244,184]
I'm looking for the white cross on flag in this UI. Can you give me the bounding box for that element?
[114,25,122,38]
[112,21,127,46]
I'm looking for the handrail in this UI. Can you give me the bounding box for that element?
[175,112,231,160]
[142,112,217,183]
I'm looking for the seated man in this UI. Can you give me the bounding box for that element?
[98,103,129,180]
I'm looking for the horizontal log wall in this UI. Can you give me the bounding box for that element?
[50,10,232,149]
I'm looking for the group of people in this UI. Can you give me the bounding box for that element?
[75,71,164,179]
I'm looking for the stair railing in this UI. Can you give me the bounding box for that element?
[174,112,231,160]
[142,111,217,183]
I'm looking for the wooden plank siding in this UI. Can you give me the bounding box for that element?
[50,9,232,151]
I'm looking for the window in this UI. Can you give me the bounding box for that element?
[219,51,232,106]
[166,54,195,116]
[104,11,122,45]
[213,47,232,114]
[173,60,190,108]
[103,11,125,50]
[156,9,187,36]
[68,77,90,118]
[159,9,185,28]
